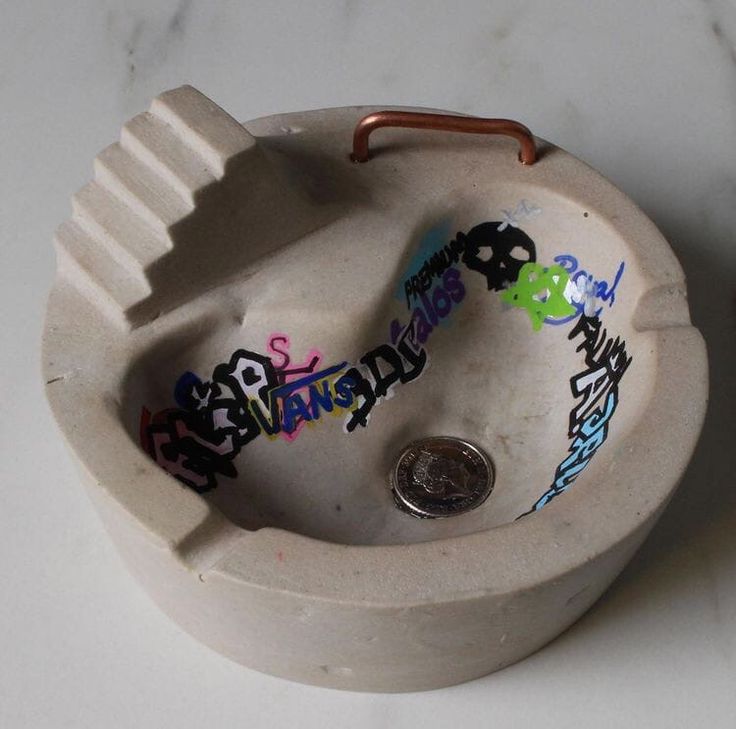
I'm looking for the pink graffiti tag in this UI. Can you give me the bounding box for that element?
[267,333,324,442]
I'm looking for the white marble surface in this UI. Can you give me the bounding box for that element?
[1,0,734,726]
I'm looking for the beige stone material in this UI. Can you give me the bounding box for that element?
[43,86,707,692]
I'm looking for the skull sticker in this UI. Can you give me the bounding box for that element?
[457,222,537,291]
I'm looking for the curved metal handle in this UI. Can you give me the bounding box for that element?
[351,110,536,165]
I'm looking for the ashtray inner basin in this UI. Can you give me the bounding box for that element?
[124,187,656,546]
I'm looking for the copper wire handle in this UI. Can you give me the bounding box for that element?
[351,111,536,165]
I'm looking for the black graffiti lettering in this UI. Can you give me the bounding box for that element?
[447,235,465,263]
[568,315,606,363]
[177,381,259,451]
[349,322,428,428]
[403,236,468,308]
[332,373,356,408]
[249,398,281,435]
[428,249,449,276]
[210,398,262,448]
[360,345,404,398]
[567,315,631,437]
[178,378,221,413]
[522,315,632,517]
[343,367,377,432]
[404,278,416,308]
[395,319,427,383]
[360,321,428,398]
[212,348,282,436]
[146,422,218,494]
[144,318,428,490]
[213,349,277,407]
[169,413,239,479]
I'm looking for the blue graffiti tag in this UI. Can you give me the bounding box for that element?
[544,255,624,326]
[530,389,617,511]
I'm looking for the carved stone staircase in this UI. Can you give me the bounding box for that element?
[55,85,310,329]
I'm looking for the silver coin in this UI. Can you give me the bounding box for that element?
[391,436,494,518]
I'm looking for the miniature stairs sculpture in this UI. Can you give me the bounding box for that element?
[54,85,313,330]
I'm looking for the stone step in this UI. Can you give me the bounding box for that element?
[94,142,193,235]
[72,180,172,273]
[54,219,151,321]
[150,85,257,177]
[120,111,217,204]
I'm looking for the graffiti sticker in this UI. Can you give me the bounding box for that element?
[140,209,631,507]
[547,254,625,326]
[141,322,428,491]
[500,262,576,330]
[392,267,466,345]
[401,220,537,306]
[458,222,538,292]
[522,314,632,514]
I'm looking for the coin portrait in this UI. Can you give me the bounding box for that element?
[391,437,494,518]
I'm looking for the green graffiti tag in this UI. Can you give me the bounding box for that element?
[500,262,576,331]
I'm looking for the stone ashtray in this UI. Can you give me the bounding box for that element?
[43,86,707,691]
